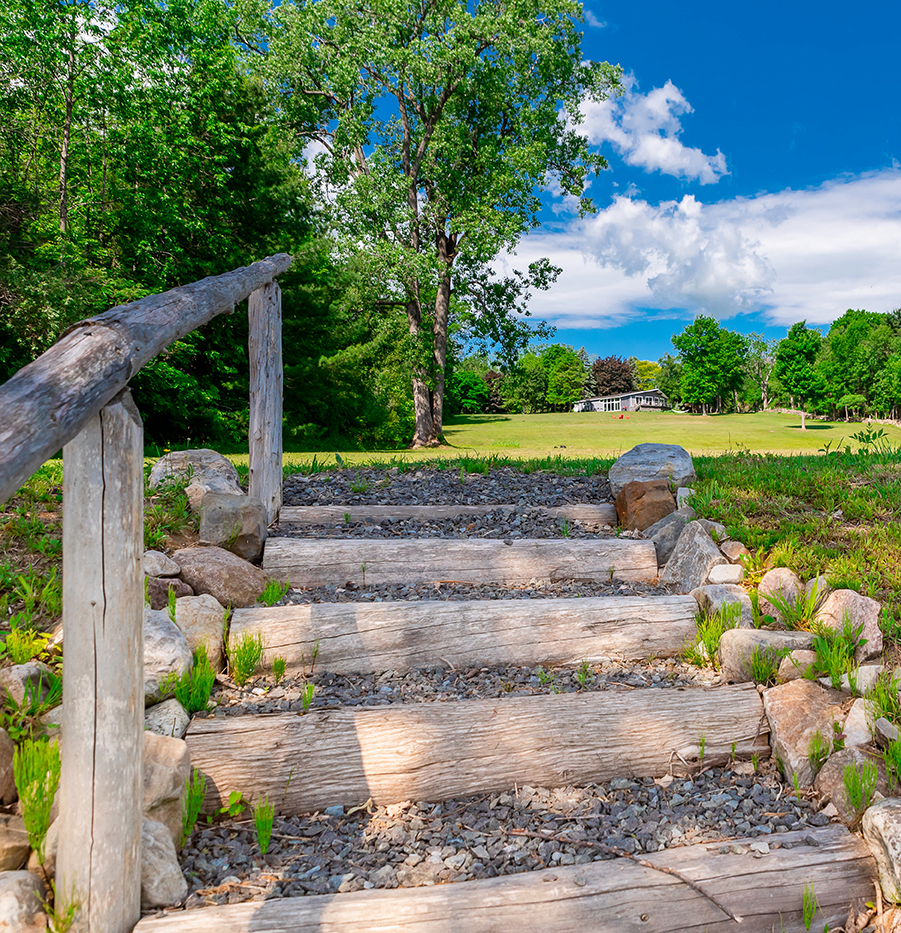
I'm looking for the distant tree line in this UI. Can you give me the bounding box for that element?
[658,311,901,425]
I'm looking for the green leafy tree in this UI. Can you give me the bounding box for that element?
[742,333,777,410]
[577,347,597,398]
[775,321,825,429]
[630,358,661,391]
[671,316,747,414]
[249,0,622,446]
[502,352,548,414]
[542,345,584,411]
[656,353,683,408]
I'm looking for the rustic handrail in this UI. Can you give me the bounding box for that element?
[0,253,292,504]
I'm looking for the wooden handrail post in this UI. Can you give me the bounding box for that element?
[57,389,144,933]
[248,280,283,525]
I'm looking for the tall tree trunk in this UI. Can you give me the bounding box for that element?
[430,233,455,440]
[59,39,76,235]
[761,383,769,410]
[407,296,438,448]
[800,405,807,430]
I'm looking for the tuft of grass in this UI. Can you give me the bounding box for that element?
[258,579,290,607]
[300,682,315,711]
[811,612,865,690]
[802,882,819,931]
[749,644,785,685]
[763,584,826,631]
[868,670,901,727]
[180,769,207,848]
[161,645,216,715]
[253,795,275,856]
[843,759,878,815]
[229,632,264,687]
[684,603,741,670]
[883,739,901,792]
[272,655,287,684]
[807,730,830,778]
[14,737,61,864]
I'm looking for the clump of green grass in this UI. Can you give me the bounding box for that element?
[271,656,287,684]
[807,730,830,778]
[749,644,785,685]
[161,645,216,715]
[258,579,289,607]
[144,470,195,551]
[843,759,878,816]
[180,769,207,848]
[684,603,741,670]
[883,739,901,792]
[253,795,275,856]
[868,670,901,728]
[811,612,865,690]
[14,737,61,864]
[228,632,264,687]
[763,584,825,631]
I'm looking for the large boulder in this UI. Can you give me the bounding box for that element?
[144,732,191,845]
[149,449,243,512]
[143,608,193,705]
[199,493,267,562]
[718,629,814,682]
[659,522,727,593]
[0,871,46,933]
[173,594,226,669]
[864,799,901,903]
[172,547,266,609]
[763,679,845,787]
[815,589,883,664]
[614,480,676,532]
[644,506,696,566]
[607,443,696,499]
[141,819,188,909]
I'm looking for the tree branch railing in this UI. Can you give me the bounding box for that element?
[0,254,291,933]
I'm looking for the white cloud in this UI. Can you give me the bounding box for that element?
[581,76,728,185]
[514,168,901,329]
[584,10,607,28]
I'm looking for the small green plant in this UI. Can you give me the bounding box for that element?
[300,681,315,711]
[843,759,878,815]
[258,578,289,607]
[807,730,830,778]
[793,771,801,796]
[167,583,177,624]
[751,752,760,772]
[684,603,741,670]
[883,739,901,792]
[14,737,61,864]
[180,768,207,847]
[228,631,264,687]
[344,512,351,524]
[560,517,570,537]
[831,720,846,753]
[764,584,825,631]
[1,669,63,743]
[575,659,592,688]
[301,639,321,676]
[867,670,901,726]
[3,625,50,666]
[162,645,216,715]
[253,794,275,856]
[698,732,706,768]
[272,655,287,684]
[41,880,81,933]
[536,667,554,686]
[811,611,865,690]
[749,644,784,685]
[349,474,369,494]
[802,882,819,931]
[219,790,247,819]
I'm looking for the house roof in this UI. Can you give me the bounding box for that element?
[579,389,667,403]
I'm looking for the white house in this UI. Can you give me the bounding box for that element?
[573,389,669,413]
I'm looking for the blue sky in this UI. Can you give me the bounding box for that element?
[507,0,901,362]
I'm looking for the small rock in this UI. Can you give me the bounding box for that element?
[141,819,188,908]
[805,575,832,611]
[144,551,181,578]
[149,449,243,512]
[815,590,883,664]
[644,507,696,566]
[719,629,813,683]
[777,650,818,683]
[172,547,267,610]
[758,568,803,622]
[0,663,55,708]
[199,493,267,563]
[144,732,191,845]
[146,577,194,611]
[173,594,226,669]
[707,563,744,585]
[691,584,754,629]
[875,718,901,749]
[145,698,191,740]
[0,816,30,871]
[614,480,676,532]
[607,444,697,499]
[815,747,889,826]
[660,522,728,593]
[720,540,750,563]
[843,698,875,748]
[143,608,193,705]
[0,871,46,933]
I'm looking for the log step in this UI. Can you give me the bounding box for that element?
[134,824,874,933]
[278,503,618,526]
[262,537,658,588]
[228,595,699,675]
[186,683,768,815]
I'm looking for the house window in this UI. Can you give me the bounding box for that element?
[602,397,621,412]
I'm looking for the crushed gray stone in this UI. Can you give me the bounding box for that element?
[178,764,821,908]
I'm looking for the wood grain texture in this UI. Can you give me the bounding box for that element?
[262,537,658,587]
[228,596,699,674]
[133,824,873,933]
[278,503,618,526]
[0,254,291,504]
[57,391,144,933]
[248,281,283,525]
[185,684,768,815]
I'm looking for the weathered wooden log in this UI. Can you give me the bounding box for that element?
[228,595,699,674]
[262,537,658,587]
[248,280,283,525]
[277,503,618,526]
[57,391,144,933]
[0,254,291,504]
[186,684,768,815]
[133,824,872,933]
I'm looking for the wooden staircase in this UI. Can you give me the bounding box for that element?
[135,502,877,933]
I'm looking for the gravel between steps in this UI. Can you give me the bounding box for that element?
[178,763,827,909]
[282,466,611,506]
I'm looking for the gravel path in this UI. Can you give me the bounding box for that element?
[180,763,826,909]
